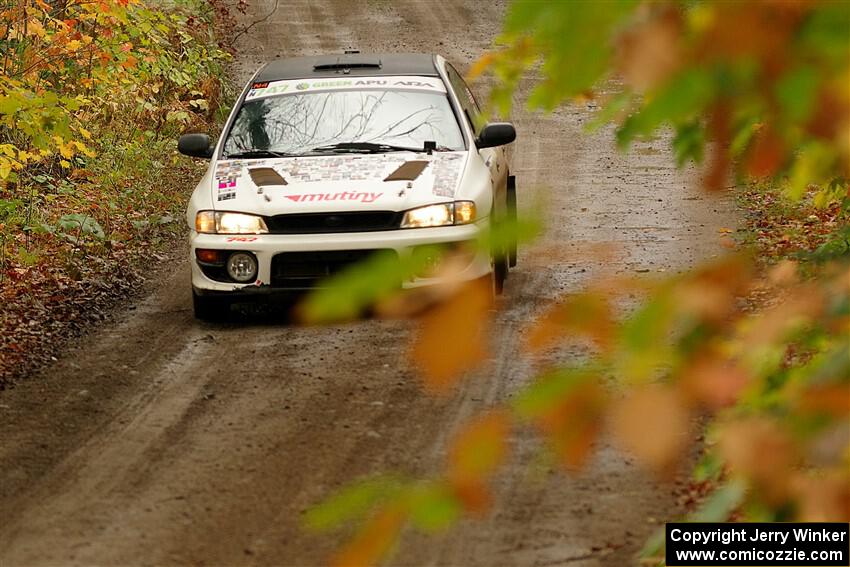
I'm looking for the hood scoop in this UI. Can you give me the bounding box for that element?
[383,160,429,182]
[249,167,288,187]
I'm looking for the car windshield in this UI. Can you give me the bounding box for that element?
[222,89,465,157]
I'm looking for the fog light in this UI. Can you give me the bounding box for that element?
[226,252,258,282]
[412,247,443,278]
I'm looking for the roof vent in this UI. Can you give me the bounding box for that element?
[313,57,382,72]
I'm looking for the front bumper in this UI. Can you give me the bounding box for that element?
[190,220,491,295]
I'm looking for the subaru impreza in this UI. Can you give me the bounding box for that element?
[179,52,517,320]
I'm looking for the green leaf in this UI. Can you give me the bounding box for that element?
[672,121,705,167]
[512,367,593,419]
[304,476,405,532]
[688,480,746,522]
[407,482,461,533]
[57,214,105,240]
[585,91,631,133]
[776,67,818,123]
[617,69,714,149]
[786,142,836,200]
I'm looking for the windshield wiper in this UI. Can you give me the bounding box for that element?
[310,142,424,154]
[226,149,298,159]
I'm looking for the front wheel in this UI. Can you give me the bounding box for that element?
[491,246,507,296]
[192,290,232,321]
[507,174,518,268]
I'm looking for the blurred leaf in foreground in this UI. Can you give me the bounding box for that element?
[411,277,493,393]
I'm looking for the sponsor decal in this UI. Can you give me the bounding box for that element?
[262,153,464,198]
[284,192,383,204]
[210,153,464,202]
[225,236,258,242]
[244,75,446,101]
[431,152,464,197]
[215,161,243,201]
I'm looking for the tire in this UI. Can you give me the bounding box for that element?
[492,243,507,296]
[507,174,518,268]
[192,290,231,321]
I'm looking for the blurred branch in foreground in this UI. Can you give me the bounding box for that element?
[301,1,849,565]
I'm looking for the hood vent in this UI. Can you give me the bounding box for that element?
[383,160,429,182]
[249,167,288,186]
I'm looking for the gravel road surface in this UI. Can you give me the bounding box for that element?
[0,1,735,566]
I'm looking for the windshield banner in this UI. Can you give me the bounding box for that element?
[245,75,447,101]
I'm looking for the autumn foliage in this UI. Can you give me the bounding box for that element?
[1,0,227,180]
[0,0,228,383]
[305,1,849,565]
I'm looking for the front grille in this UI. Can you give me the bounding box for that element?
[270,249,396,288]
[265,211,401,234]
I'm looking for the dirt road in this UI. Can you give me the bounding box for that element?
[0,2,735,566]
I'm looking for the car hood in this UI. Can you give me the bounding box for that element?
[211,152,468,215]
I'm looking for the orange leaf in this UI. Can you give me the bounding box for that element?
[536,381,607,471]
[411,278,493,392]
[332,505,406,567]
[120,55,138,69]
[466,52,494,82]
[795,384,850,418]
[746,126,786,178]
[450,479,491,515]
[681,357,750,409]
[616,5,683,92]
[718,418,797,504]
[705,101,732,191]
[526,292,614,353]
[767,259,798,287]
[447,411,510,482]
[610,385,690,474]
[793,469,850,522]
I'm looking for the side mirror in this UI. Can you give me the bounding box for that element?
[178,133,213,159]
[476,122,516,149]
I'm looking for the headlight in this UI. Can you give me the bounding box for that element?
[401,201,476,229]
[195,211,268,234]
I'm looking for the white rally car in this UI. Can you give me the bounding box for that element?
[179,52,517,320]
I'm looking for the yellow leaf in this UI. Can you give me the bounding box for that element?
[26,19,46,38]
[59,160,71,169]
[466,52,494,81]
[79,127,92,140]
